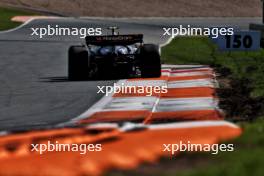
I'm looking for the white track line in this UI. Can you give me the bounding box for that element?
[148,120,240,130]
[0,18,37,34]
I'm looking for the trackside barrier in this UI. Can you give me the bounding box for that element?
[0,122,241,176]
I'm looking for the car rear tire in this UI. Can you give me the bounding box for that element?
[68,45,90,80]
[140,44,161,78]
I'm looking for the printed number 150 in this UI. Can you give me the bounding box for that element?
[225,35,253,49]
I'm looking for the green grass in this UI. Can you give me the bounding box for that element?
[107,37,264,176]
[161,36,264,97]
[160,37,264,176]
[173,118,264,176]
[0,6,37,31]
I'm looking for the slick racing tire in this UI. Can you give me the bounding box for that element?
[140,44,161,78]
[68,45,90,80]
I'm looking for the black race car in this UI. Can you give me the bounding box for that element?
[68,27,161,80]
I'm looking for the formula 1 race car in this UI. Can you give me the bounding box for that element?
[68,27,161,80]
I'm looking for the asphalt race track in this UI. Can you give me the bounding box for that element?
[0,17,260,131]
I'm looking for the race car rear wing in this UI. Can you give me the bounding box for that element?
[85,34,143,45]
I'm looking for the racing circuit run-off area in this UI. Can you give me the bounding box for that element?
[0,61,242,175]
[0,3,263,175]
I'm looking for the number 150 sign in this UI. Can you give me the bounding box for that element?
[213,31,261,51]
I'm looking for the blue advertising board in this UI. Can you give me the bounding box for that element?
[211,31,261,51]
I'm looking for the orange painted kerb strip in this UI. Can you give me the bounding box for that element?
[169,68,213,73]
[0,122,242,176]
[127,75,213,82]
[11,16,57,23]
[168,75,214,81]
[113,87,215,98]
[162,87,215,98]
[79,67,218,124]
